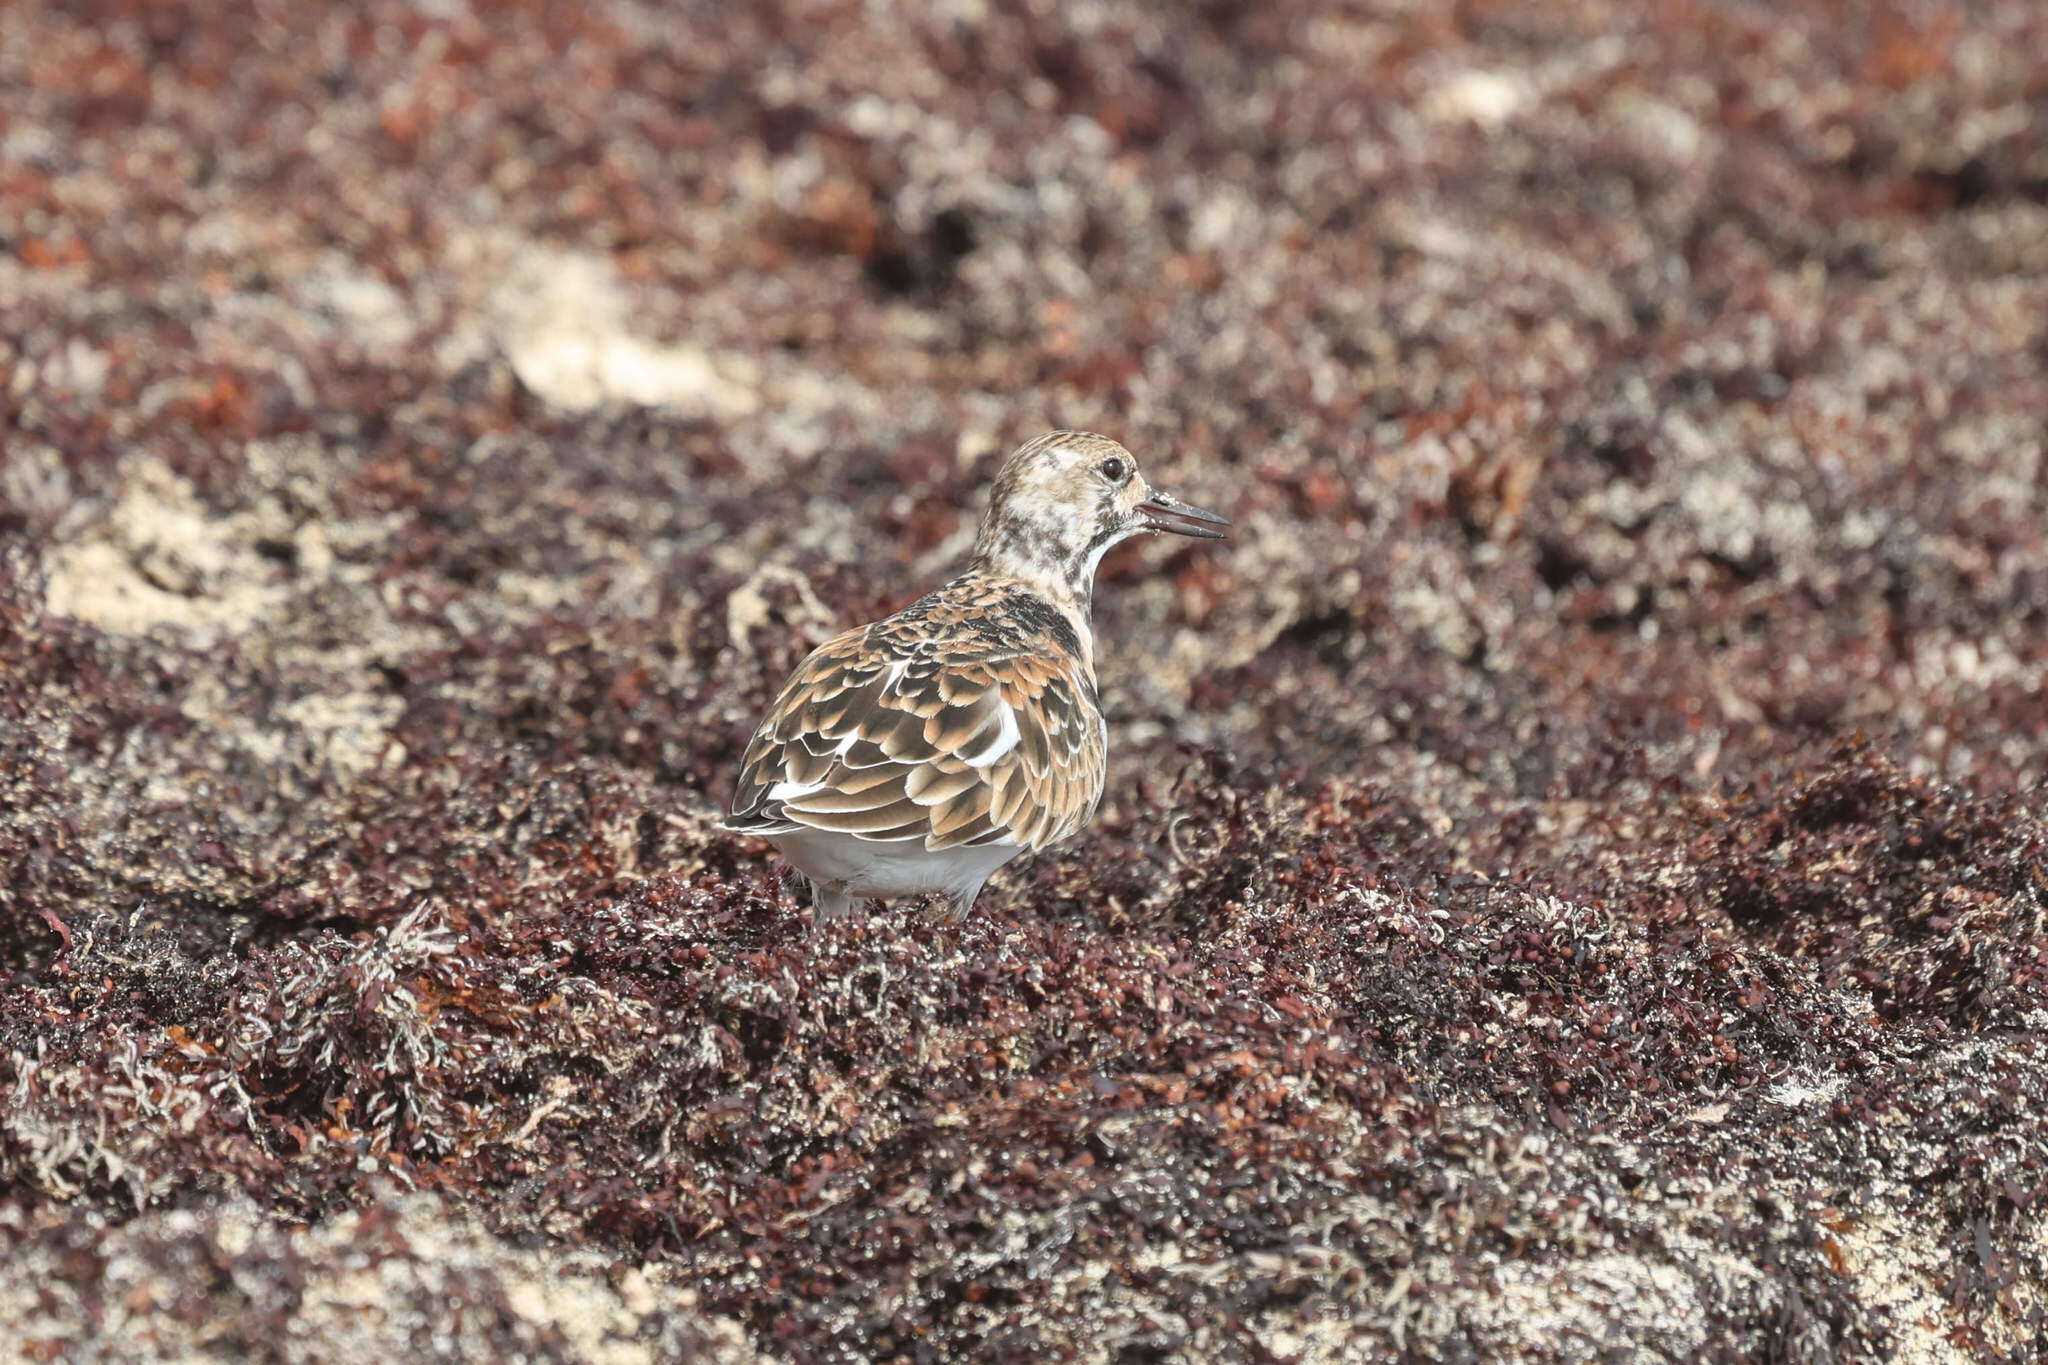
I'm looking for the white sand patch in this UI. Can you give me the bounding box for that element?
[486,244,762,418]
[42,457,286,644]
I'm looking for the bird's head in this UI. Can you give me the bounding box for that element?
[971,430,1228,602]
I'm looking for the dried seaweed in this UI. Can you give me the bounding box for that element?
[3,1,2047,1361]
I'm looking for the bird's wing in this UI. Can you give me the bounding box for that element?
[725,619,1104,851]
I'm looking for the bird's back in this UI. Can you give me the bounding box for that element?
[725,573,1107,853]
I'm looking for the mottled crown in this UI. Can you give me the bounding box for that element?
[986,431,1131,505]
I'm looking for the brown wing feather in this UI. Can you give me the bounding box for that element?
[722,581,1106,852]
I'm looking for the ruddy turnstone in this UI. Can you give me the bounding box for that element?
[724,430,1229,923]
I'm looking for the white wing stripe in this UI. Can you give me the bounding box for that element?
[766,779,829,802]
[958,705,1020,768]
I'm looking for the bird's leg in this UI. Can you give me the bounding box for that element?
[923,884,992,971]
[811,881,856,927]
[940,880,987,926]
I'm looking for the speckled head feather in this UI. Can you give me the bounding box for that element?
[970,431,1228,613]
[724,430,1227,923]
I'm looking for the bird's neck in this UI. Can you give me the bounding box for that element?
[971,522,1096,604]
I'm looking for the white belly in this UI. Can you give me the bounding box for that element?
[768,828,1023,899]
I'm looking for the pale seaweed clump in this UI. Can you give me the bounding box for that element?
[0,1192,764,1364]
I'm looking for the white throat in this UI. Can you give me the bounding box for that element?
[1075,525,1140,584]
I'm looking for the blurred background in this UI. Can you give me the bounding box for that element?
[3,1,2046,1360]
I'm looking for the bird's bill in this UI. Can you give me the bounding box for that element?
[1136,488,1230,539]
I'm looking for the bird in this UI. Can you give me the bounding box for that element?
[723,430,1229,924]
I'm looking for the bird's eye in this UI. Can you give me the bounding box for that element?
[1097,456,1129,483]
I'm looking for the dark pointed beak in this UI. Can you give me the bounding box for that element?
[1136,488,1230,539]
